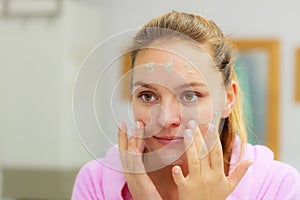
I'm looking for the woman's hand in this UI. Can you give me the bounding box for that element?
[118,121,162,200]
[171,120,252,200]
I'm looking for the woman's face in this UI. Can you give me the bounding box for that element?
[131,41,226,165]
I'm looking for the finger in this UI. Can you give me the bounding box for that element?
[127,129,146,173]
[118,121,129,171]
[184,129,200,176]
[128,147,145,173]
[206,123,224,174]
[198,140,209,159]
[188,120,202,154]
[172,165,185,188]
[136,121,144,152]
[227,160,253,191]
[188,120,210,174]
[118,121,128,151]
[194,127,210,174]
[126,133,138,173]
[128,129,137,152]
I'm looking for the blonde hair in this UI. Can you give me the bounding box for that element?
[128,11,247,160]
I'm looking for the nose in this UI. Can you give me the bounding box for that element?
[157,97,181,127]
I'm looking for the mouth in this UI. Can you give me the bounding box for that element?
[153,136,184,145]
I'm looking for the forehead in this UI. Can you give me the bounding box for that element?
[133,42,217,87]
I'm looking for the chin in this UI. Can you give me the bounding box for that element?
[143,140,187,168]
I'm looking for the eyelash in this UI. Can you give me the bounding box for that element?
[137,91,203,105]
[180,91,202,103]
[138,92,158,103]
[180,91,204,106]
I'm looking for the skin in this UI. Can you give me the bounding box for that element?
[118,41,252,200]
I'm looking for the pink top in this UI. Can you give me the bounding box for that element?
[72,137,300,199]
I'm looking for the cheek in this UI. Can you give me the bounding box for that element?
[180,103,212,124]
[133,104,151,123]
[133,103,166,137]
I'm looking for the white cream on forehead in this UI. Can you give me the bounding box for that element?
[163,60,173,71]
[133,61,207,90]
[143,60,195,74]
[145,62,154,73]
[135,41,214,70]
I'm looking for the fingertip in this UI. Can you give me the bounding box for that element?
[136,120,144,128]
[184,129,193,140]
[207,123,216,133]
[173,165,181,175]
[118,121,127,133]
[188,119,196,129]
[135,121,144,152]
[172,166,185,186]
[135,121,144,138]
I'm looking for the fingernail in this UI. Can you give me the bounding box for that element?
[188,120,196,129]
[208,123,216,133]
[118,121,126,132]
[174,167,180,175]
[136,121,141,129]
[185,129,193,139]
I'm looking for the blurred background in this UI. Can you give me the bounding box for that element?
[1,0,300,199]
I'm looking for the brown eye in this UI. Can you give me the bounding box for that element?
[141,93,157,102]
[183,92,197,102]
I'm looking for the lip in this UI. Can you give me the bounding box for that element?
[153,136,184,145]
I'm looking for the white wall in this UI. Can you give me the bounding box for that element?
[0,1,102,170]
[0,9,65,167]
[0,1,104,196]
[1,0,300,187]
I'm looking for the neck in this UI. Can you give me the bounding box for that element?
[147,164,184,200]
[147,162,189,183]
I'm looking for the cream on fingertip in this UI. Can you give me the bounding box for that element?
[188,120,196,129]
[185,129,193,139]
[208,123,216,133]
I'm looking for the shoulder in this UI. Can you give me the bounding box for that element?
[73,145,124,183]
[229,140,300,199]
[71,146,127,200]
[270,160,300,178]
[251,144,300,182]
[248,144,300,199]
[71,160,106,200]
[264,160,300,199]
[75,160,106,183]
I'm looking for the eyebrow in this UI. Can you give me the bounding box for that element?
[178,82,207,89]
[132,81,158,90]
[132,81,207,90]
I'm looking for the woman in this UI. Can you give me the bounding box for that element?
[72,11,300,199]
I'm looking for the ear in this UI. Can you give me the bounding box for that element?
[222,80,238,118]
